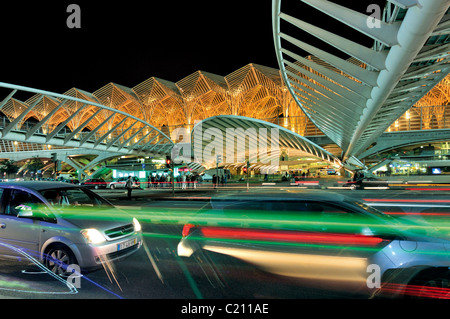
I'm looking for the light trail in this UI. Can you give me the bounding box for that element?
[381,283,450,299]
[364,198,450,203]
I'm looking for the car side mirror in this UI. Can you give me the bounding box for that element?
[16,205,57,223]
[16,205,34,218]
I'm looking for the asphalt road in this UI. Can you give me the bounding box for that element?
[0,187,448,301]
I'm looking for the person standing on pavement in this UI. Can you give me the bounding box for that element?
[126,176,133,199]
[212,174,217,189]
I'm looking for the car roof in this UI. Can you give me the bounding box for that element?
[0,181,83,192]
[209,190,352,211]
[211,190,347,203]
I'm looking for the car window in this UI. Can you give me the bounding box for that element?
[6,189,44,216]
[216,200,336,230]
[0,188,4,213]
[315,201,395,235]
[217,199,382,235]
[40,188,112,208]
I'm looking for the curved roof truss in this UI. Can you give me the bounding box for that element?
[273,0,450,163]
[0,82,174,156]
[190,115,342,169]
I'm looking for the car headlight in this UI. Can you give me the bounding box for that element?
[81,229,106,244]
[133,217,142,232]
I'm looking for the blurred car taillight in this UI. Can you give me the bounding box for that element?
[198,226,391,248]
[182,224,196,237]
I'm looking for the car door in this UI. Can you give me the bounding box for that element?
[284,200,387,286]
[0,189,43,259]
[118,177,126,188]
[235,200,382,287]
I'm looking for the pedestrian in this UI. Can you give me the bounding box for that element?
[126,176,133,199]
[191,174,197,189]
[187,174,191,188]
[212,174,217,189]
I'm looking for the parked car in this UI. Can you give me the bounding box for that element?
[0,181,142,275]
[342,177,389,190]
[81,178,107,189]
[108,176,141,189]
[178,191,450,298]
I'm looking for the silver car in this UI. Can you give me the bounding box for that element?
[108,176,141,189]
[178,191,450,298]
[0,182,142,275]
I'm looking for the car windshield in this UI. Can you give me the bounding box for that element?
[39,187,113,209]
[345,199,402,223]
[347,199,445,236]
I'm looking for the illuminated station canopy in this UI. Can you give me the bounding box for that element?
[1,0,450,173]
[0,63,337,166]
[190,115,342,171]
[0,54,448,171]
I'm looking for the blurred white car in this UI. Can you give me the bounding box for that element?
[108,176,141,189]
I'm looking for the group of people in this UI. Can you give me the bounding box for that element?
[212,174,227,189]
[282,170,310,182]
[146,173,200,189]
[178,174,200,189]
[147,174,170,188]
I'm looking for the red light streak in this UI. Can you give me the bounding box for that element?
[364,199,450,203]
[200,227,385,247]
[182,224,196,237]
[381,283,450,299]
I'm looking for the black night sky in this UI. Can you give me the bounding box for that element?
[1,1,277,94]
[1,0,386,96]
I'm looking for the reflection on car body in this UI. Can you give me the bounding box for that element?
[178,191,450,298]
[0,182,142,275]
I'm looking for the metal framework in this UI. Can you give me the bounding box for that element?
[0,58,448,169]
[191,115,341,169]
[273,0,450,164]
[0,83,174,156]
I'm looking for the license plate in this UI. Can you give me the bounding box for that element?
[118,238,137,251]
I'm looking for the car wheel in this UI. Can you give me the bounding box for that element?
[44,244,78,277]
[110,184,115,189]
[350,184,357,190]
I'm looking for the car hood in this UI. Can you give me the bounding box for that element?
[55,207,134,231]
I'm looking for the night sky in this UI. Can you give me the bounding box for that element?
[1,0,386,96]
[1,1,277,94]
